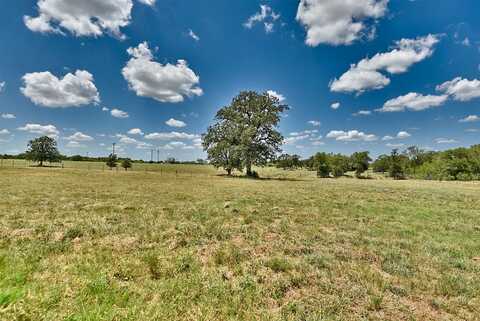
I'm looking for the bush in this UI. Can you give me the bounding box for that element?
[121,158,132,171]
[249,170,260,179]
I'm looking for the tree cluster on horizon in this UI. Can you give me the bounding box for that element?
[277,144,480,181]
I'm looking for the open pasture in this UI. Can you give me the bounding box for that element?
[0,165,479,321]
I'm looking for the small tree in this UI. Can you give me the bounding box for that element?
[372,154,390,173]
[276,154,301,170]
[106,153,118,170]
[313,152,331,178]
[351,151,371,178]
[25,136,61,167]
[121,158,132,171]
[389,149,405,180]
[330,154,349,177]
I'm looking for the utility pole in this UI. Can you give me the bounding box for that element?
[157,149,160,163]
[150,149,154,162]
[112,143,116,156]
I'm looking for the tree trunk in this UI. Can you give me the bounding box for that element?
[226,168,232,176]
[246,163,253,177]
[39,160,43,167]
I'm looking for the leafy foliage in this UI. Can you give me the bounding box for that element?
[414,145,480,180]
[106,153,118,169]
[276,154,301,170]
[312,152,331,178]
[121,158,132,171]
[389,149,405,180]
[203,91,288,177]
[202,120,243,175]
[350,152,372,178]
[25,136,61,166]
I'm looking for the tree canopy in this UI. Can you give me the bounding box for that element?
[350,152,371,178]
[203,91,288,177]
[25,136,61,166]
[121,158,132,171]
[106,153,118,169]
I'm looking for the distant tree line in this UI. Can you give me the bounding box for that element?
[279,151,372,178]
[275,144,480,181]
[372,145,480,181]
[3,136,208,167]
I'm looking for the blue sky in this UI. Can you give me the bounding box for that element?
[0,0,479,160]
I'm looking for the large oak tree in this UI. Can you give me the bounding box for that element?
[203,91,288,177]
[26,136,61,167]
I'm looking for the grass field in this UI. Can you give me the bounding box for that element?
[1,165,479,321]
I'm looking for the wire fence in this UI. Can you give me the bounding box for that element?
[0,159,220,176]
[0,159,317,180]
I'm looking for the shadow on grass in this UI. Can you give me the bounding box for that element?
[27,165,63,168]
[216,174,308,182]
[355,175,375,180]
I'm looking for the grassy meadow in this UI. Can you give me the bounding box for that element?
[0,164,479,321]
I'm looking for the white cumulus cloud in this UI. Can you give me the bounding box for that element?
[386,143,405,148]
[353,110,372,116]
[330,102,341,109]
[436,77,480,102]
[435,138,458,144]
[1,114,16,119]
[66,131,94,141]
[66,141,86,148]
[296,0,389,46]
[18,123,59,138]
[111,108,129,118]
[459,115,480,123]
[116,134,152,149]
[24,0,153,38]
[330,34,439,94]
[122,42,203,103]
[396,131,411,139]
[21,70,100,108]
[326,130,377,142]
[144,131,199,141]
[128,128,144,135]
[377,92,448,112]
[308,120,321,127]
[166,118,187,128]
